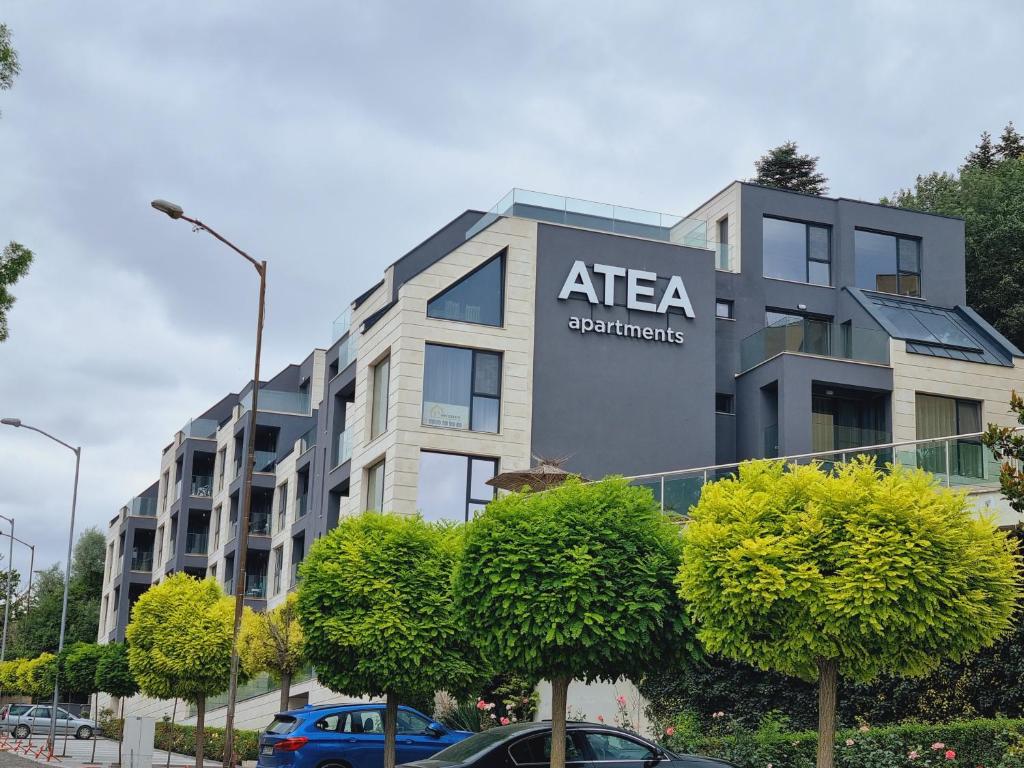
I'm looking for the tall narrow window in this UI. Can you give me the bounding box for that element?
[276,481,288,532]
[716,217,730,270]
[855,229,921,297]
[365,459,385,512]
[426,251,505,326]
[370,356,390,439]
[422,344,501,433]
[763,216,831,286]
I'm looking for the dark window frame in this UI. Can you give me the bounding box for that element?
[854,226,923,298]
[762,214,833,286]
[418,449,498,523]
[422,342,503,434]
[715,299,734,319]
[715,393,735,414]
[426,249,507,328]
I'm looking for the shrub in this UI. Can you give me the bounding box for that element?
[102,718,259,762]
[660,717,1024,768]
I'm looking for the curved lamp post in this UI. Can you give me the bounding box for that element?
[0,417,80,754]
[150,199,266,766]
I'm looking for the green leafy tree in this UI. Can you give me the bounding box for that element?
[61,642,104,696]
[298,514,484,768]
[983,390,1024,514]
[95,642,139,766]
[965,130,998,169]
[126,574,233,768]
[676,460,1020,768]
[1,22,20,104]
[752,140,829,195]
[238,593,305,711]
[17,652,57,699]
[454,477,696,768]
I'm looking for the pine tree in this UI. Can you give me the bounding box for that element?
[997,121,1024,160]
[964,130,997,169]
[752,141,829,195]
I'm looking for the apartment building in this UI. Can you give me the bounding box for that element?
[99,181,1024,729]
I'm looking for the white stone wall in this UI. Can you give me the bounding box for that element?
[685,181,741,272]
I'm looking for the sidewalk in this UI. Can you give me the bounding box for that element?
[0,737,224,768]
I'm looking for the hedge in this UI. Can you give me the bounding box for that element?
[661,717,1024,768]
[101,719,260,762]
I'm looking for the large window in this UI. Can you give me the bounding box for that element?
[365,459,385,512]
[416,451,497,523]
[916,394,982,477]
[855,229,921,297]
[762,216,831,286]
[370,356,390,439]
[422,344,501,433]
[426,251,505,326]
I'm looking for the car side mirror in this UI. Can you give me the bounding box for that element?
[426,722,446,737]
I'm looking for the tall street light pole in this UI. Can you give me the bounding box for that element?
[0,513,14,661]
[0,418,80,755]
[151,199,266,767]
[0,533,36,608]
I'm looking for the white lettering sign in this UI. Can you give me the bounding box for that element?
[558,260,695,317]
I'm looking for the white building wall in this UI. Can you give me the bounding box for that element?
[685,181,741,273]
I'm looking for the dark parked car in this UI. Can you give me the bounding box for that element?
[257,703,472,768]
[399,723,734,768]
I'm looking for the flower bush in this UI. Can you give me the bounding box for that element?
[658,715,1024,768]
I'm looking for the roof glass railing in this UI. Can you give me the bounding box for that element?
[628,430,1011,517]
[240,389,311,416]
[180,418,218,440]
[740,319,890,371]
[332,307,352,342]
[466,188,710,248]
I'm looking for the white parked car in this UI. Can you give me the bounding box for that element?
[0,703,101,739]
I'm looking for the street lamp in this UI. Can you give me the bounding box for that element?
[0,417,81,754]
[0,513,14,662]
[150,199,266,766]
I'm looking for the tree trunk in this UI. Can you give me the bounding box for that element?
[166,698,177,768]
[118,697,124,768]
[279,672,292,713]
[550,676,570,768]
[90,692,98,764]
[383,694,398,768]
[195,697,205,768]
[816,658,838,768]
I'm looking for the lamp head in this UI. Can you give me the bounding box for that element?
[151,199,184,219]
[1,418,22,427]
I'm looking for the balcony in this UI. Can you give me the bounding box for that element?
[466,188,709,247]
[255,450,277,473]
[298,427,316,454]
[335,428,352,467]
[332,307,352,342]
[191,475,213,497]
[130,550,153,572]
[181,418,218,440]
[297,493,309,519]
[128,496,157,517]
[240,389,311,416]
[245,574,267,599]
[185,531,209,555]
[249,511,272,536]
[337,334,358,373]
[740,320,890,371]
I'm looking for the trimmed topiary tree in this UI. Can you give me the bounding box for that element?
[95,642,139,766]
[238,593,305,712]
[676,459,1021,768]
[454,476,698,768]
[297,513,485,768]
[17,652,56,699]
[126,574,234,768]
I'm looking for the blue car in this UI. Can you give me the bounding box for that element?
[257,703,472,768]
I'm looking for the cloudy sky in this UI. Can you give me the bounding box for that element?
[0,1,1020,577]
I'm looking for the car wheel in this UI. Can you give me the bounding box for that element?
[13,724,30,739]
[76,725,93,740]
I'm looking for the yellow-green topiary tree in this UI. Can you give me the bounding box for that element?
[126,574,234,768]
[677,459,1021,768]
[238,593,305,712]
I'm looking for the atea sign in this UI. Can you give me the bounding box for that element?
[558,260,694,346]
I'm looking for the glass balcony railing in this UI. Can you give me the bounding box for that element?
[249,512,272,536]
[297,493,309,518]
[466,188,709,247]
[298,427,316,454]
[337,334,358,373]
[240,389,311,416]
[128,496,157,517]
[130,551,153,572]
[740,320,890,371]
[245,574,267,599]
[185,532,209,555]
[335,428,352,467]
[254,450,277,473]
[191,475,213,497]
[180,418,218,440]
[712,242,734,271]
[629,430,1005,517]
[224,578,234,596]
[332,307,352,341]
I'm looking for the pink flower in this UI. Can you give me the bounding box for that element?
[766,763,773,768]
[616,695,627,706]
[908,751,919,760]
[845,739,855,746]
[859,724,870,732]
[597,716,605,723]
[476,700,487,711]
[945,750,956,760]
[500,717,510,726]
[664,727,675,737]
[932,743,946,751]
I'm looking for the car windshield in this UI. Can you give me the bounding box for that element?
[266,716,300,734]
[429,728,522,764]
